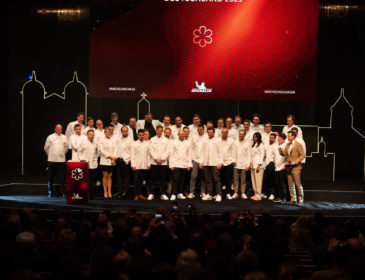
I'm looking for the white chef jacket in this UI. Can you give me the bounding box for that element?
[94,129,104,143]
[169,139,192,169]
[82,127,95,136]
[263,142,276,167]
[282,124,303,139]
[221,137,236,166]
[127,125,137,140]
[244,130,254,145]
[251,124,264,134]
[149,135,170,166]
[227,128,238,141]
[215,127,223,138]
[232,124,244,132]
[235,139,251,170]
[199,137,223,166]
[190,133,207,162]
[65,121,85,138]
[68,134,87,161]
[274,142,287,171]
[111,122,123,136]
[250,143,265,169]
[131,140,150,170]
[113,136,133,164]
[98,137,116,166]
[261,131,272,146]
[188,124,206,137]
[136,119,161,131]
[78,138,98,169]
[171,124,185,140]
[44,133,68,162]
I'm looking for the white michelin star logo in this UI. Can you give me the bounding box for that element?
[71,168,83,181]
[192,81,212,93]
[193,26,213,48]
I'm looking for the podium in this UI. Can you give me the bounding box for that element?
[66,161,89,203]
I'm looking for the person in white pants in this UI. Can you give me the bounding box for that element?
[250,132,265,201]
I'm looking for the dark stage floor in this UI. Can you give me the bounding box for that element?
[1,177,365,217]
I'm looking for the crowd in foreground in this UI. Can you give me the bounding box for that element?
[1,207,365,280]
[45,112,306,205]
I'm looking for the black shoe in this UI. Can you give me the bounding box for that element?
[113,192,121,197]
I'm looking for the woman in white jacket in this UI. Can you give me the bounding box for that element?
[250,132,265,201]
[98,127,116,198]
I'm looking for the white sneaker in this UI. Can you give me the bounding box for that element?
[215,194,222,202]
[170,195,176,201]
[147,194,154,200]
[202,194,213,201]
[227,194,232,200]
[213,195,217,200]
[200,193,204,198]
[231,193,238,199]
[269,194,275,200]
[260,194,267,199]
[161,194,169,200]
[222,185,226,190]
[187,193,195,199]
[241,193,248,199]
[177,193,186,200]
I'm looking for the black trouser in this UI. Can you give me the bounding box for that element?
[262,162,275,195]
[203,166,221,196]
[172,168,187,195]
[150,165,168,195]
[89,168,97,198]
[115,159,131,194]
[220,163,234,196]
[274,169,287,200]
[134,170,148,196]
[47,162,66,195]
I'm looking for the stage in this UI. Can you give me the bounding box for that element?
[1,174,364,217]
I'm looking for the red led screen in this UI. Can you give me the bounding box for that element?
[90,0,318,100]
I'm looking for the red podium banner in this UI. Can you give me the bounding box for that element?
[66,161,89,203]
